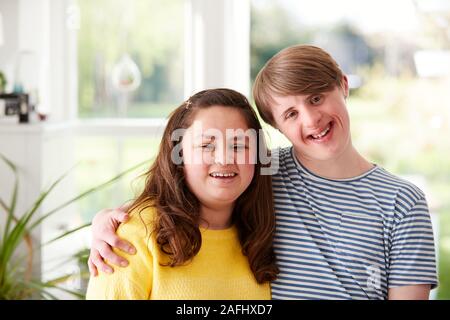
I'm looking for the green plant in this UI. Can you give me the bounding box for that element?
[0,71,6,93]
[0,153,148,299]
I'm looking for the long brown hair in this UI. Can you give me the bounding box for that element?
[128,88,278,283]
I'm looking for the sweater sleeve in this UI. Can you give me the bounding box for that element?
[85,211,154,300]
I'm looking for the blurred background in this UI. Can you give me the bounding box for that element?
[0,0,449,299]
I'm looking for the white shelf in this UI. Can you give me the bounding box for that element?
[0,118,167,136]
[0,121,74,134]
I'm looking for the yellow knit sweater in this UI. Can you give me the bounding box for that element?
[85,207,271,300]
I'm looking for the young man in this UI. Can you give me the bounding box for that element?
[87,45,438,299]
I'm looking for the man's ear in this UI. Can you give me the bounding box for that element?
[341,75,349,98]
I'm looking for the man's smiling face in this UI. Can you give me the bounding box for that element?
[270,78,352,163]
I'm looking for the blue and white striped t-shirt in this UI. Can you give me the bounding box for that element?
[270,147,438,300]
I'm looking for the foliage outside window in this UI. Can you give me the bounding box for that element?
[77,0,184,118]
[251,0,450,299]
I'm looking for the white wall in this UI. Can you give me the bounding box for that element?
[0,124,77,285]
[0,1,79,294]
[0,0,77,122]
[0,0,19,92]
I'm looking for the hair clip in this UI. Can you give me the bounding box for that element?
[185,98,192,109]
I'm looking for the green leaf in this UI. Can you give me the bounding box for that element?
[0,154,20,291]
[28,278,85,300]
[0,153,151,300]
[0,197,10,213]
[1,180,64,271]
[30,158,149,230]
[0,153,17,172]
[41,223,91,247]
[0,154,19,265]
[7,222,90,281]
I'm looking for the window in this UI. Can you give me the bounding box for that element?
[251,0,450,299]
[77,0,184,118]
[75,135,161,222]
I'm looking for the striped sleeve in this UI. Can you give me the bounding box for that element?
[388,196,438,289]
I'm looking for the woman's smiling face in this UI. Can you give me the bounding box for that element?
[181,105,256,209]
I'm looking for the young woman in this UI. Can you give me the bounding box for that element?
[89,46,437,300]
[86,88,278,299]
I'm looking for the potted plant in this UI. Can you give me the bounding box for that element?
[0,153,148,299]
